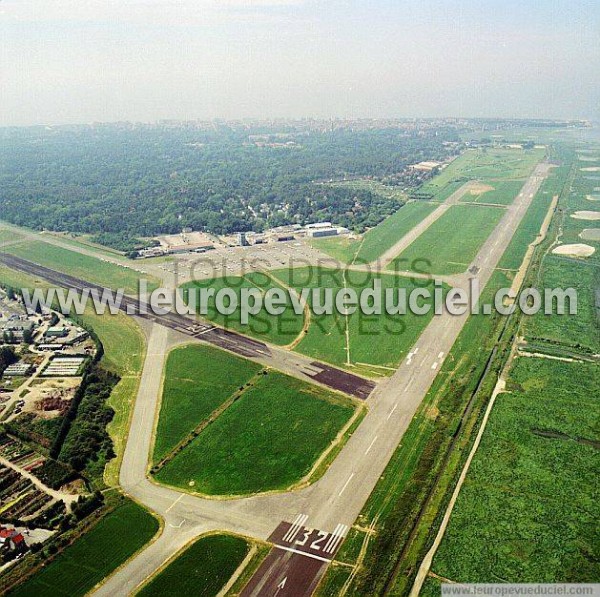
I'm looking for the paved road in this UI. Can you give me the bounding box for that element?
[1,164,552,595]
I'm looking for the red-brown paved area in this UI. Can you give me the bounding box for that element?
[240,519,348,597]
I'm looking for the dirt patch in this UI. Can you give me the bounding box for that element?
[571,211,600,221]
[580,229,600,241]
[578,156,600,162]
[580,167,600,172]
[468,183,494,195]
[552,243,595,258]
[586,194,600,202]
[425,405,440,420]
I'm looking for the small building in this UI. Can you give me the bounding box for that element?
[305,222,332,230]
[308,228,339,238]
[45,326,68,338]
[237,232,249,247]
[37,344,63,352]
[137,246,166,259]
[0,527,27,555]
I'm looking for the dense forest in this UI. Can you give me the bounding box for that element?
[0,122,459,249]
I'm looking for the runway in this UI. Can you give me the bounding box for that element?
[0,163,553,596]
[0,252,375,401]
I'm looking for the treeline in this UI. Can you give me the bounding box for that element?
[0,346,17,377]
[0,125,458,248]
[48,363,118,476]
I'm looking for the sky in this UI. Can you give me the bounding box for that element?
[1,0,599,126]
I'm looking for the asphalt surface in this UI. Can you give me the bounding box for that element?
[0,164,552,596]
[0,252,374,401]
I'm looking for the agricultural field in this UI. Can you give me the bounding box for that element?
[459,179,524,205]
[7,499,159,597]
[388,204,504,275]
[429,357,599,583]
[137,534,250,597]
[153,344,262,462]
[154,371,356,495]
[526,256,599,354]
[554,153,600,266]
[2,240,158,294]
[311,201,437,264]
[181,272,305,346]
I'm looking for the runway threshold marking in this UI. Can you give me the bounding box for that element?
[365,436,378,455]
[273,544,332,563]
[339,473,355,496]
[323,524,349,554]
[283,514,308,543]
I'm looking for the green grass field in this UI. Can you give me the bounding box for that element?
[273,267,439,375]
[3,240,158,294]
[526,256,599,354]
[0,229,24,244]
[153,344,262,462]
[459,180,524,205]
[8,499,159,597]
[182,267,437,375]
[498,194,553,271]
[137,534,249,597]
[417,148,544,199]
[389,204,504,275]
[431,358,599,583]
[155,371,355,495]
[181,271,305,346]
[311,201,437,264]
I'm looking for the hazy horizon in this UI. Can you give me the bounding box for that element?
[2,0,599,127]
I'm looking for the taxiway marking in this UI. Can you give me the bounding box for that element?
[165,494,183,513]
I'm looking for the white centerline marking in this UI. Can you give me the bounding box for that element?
[438,352,444,359]
[365,436,378,455]
[387,403,398,420]
[274,545,332,563]
[431,362,438,370]
[165,494,183,513]
[339,473,355,497]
